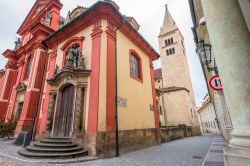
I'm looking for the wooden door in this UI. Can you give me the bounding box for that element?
[56,85,75,137]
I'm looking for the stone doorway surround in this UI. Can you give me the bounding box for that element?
[45,66,91,145]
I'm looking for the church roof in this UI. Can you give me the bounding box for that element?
[154,68,162,80]
[160,5,178,36]
[17,0,63,35]
[44,0,160,60]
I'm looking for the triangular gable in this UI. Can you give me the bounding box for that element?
[17,0,51,35]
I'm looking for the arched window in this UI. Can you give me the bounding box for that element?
[129,50,142,82]
[131,55,139,77]
[25,56,32,80]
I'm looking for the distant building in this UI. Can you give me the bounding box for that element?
[157,5,199,127]
[197,95,220,134]
[154,68,167,127]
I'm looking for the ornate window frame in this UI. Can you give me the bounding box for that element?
[60,36,85,67]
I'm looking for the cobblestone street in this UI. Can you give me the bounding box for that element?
[0,134,225,166]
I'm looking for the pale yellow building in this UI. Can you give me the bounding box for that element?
[158,5,199,127]
[197,95,220,134]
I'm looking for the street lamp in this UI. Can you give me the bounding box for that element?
[196,40,212,64]
[196,40,218,75]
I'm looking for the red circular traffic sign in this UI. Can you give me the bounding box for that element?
[209,75,223,91]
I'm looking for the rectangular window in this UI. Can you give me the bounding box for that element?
[25,56,33,80]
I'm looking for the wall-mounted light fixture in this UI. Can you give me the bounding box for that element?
[196,40,218,75]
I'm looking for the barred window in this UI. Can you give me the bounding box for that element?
[130,55,139,78]
[129,50,142,82]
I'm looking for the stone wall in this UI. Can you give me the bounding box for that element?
[94,126,200,158]
[96,128,159,158]
[161,125,201,143]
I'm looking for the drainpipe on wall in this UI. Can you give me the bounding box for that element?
[161,90,167,127]
[114,18,125,157]
[25,44,49,146]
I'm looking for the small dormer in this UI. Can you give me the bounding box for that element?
[64,6,87,24]
[126,16,140,31]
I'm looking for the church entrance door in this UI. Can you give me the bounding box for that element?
[55,85,75,137]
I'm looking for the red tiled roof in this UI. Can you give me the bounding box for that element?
[154,68,162,79]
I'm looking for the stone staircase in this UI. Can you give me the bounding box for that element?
[18,137,88,158]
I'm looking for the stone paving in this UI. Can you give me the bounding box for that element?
[202,135,226,166]
[70,134,214,166]
[0,134,220,166]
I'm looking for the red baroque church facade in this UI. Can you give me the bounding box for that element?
[0,0,160,157]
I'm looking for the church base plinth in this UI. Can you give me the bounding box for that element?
[224,129,250,166]
[224,146,250,166]
[84,132,97,156]
[14,119,33,138]
[72,131,83,145]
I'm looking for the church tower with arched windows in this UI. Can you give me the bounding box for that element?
[158,5,199,127]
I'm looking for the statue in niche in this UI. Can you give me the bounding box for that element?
[43,12,52,26]
[72,44,79,68]
[58,17,65,29]
[65,47,74,68]
[78,53,85,69]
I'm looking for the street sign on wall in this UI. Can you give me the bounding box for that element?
[209,75,223,91]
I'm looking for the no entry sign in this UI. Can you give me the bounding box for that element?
[209,75,223,91]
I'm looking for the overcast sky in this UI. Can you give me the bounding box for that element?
[0,0,207,106]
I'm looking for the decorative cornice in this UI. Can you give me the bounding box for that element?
[105,20,116,40]
[60,36,85,51]
[47,68,91,86]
